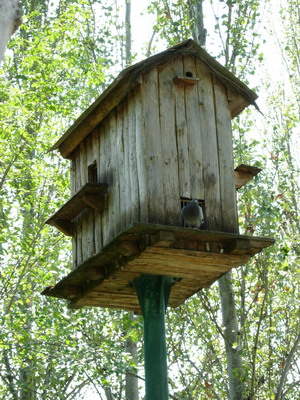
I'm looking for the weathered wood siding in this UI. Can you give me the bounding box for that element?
[70,55,238,268]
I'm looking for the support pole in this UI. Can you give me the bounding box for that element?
[134,274,175,400]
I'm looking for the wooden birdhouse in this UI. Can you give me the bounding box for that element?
[42,40,274,312]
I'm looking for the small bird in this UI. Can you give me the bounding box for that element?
[181,199,204,229]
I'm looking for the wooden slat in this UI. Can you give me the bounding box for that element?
[116,102,126,231]
[93,127,103,253]
[128,94,139,224]
[108,109,120,240]
[183,55,204,199]
[42,223,274,311]
[214,79,238,233]
[135,85,148,223]
[173,75,199,85]
[227,87,251,118]
[158,61,181,226]
[100,119,111,247]
[234,164,262,189]
[122,100,131,227]
[196,59,222,230]
[70,159,76,196]
[86,135,96,258]
[174,57,191,199]
[142,67,165,223]
[123,223,275,247]
[81,139,90,260]
[46,183,108,235]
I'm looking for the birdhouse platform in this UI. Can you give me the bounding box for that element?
[42,223,274,313]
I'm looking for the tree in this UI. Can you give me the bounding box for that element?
[1,0,299,399]
[146,1,300,399]
[0,0,22,63]
[0,1,139,398]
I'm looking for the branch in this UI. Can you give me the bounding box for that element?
[275,330,300,400]
[250,288,268,398]
[146,29,156,57]
[83,370,103,399]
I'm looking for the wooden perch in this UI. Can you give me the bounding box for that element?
[46,183,108,236]
[234,164,262,190]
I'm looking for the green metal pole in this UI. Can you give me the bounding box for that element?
[134,274,175,400]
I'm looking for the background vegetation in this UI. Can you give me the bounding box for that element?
[0,0,299,399]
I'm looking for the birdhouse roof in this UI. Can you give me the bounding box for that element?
[51,39,258,159]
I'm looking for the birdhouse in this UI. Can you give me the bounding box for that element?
[42,40,274,312]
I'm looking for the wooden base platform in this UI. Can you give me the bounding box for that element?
[41,223,274,313]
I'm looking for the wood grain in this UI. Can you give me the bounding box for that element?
[141,67,165,223]
[195,59,222,230]
[42,223,274,312]
[158,61,181,225]
[214,79,238,233]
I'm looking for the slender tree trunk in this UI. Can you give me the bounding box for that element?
[0,0,22,63]
[218,272,245,400]
[104,387,113,400]
[125,338,139,400]
[125,0,132,66]
[275,331,300,400]
[190,0,206,47]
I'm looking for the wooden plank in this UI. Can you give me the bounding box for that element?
[75,147,81,192]
[76,217,83,266]
[93,126,103,253]
[70,159,76,196]
[158,61,181,226]
[86,134,96,258]
[214,79,238,233]
[226,87,250,118]
[135,85,148,222]
[79,140,89,261]
[50,220,74,237]
[79,140,88,186]
[72,150,79,268]
[141,66,165,223]
[42,223,274,310]
[109,109,121,239]
[183,55,204,199]
[173,76,199,85]
[234,164,262,189]
[123,98,132,227]
[46,183,108,227]
[235,164,262,176]
[128,93,140,224]
[122,223,275,248]
[116,102,127,230]
[174,57,190,199]
[196,60,222,230]
[100,119,111,247]
[126,247,249,275]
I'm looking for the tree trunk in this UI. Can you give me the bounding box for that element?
[125,338,139,400]
[190,0,206,47]
[218,272,245,400]
[0,0,22,63]
[125,0,132,66]
[104,387,113,400]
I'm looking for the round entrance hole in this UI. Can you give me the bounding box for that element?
[185,71,193,78]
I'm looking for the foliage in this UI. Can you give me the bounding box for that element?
[0,0,141,398]
[0,0,299,399]
[146,0,300,399]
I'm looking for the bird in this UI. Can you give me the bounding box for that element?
[181,199,204,229]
